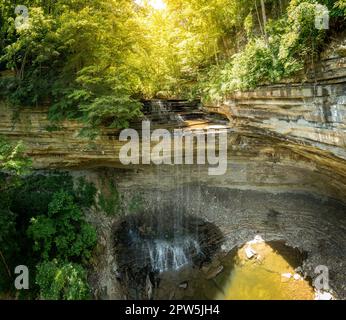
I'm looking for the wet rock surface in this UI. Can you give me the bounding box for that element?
[85,165,346,299]
[112,212,223,300]
[0,38,344,300]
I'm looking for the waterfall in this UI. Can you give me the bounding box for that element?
[147,237,201,273]
[152,100,171,115]
[149,100,190,125]
[142,164,201,273]
[122,164,205,274]
[118,102,227,277]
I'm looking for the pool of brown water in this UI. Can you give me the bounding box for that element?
[216,241,314,300]
[153,240,314,300]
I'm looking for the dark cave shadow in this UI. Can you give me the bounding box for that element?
[113,209,225,300]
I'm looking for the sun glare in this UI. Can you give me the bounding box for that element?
[150,0,166,10]
[135,0,167,10]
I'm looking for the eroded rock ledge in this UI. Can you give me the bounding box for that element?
[1,48,345,200]
[204,45,346,201]
[1,41,345,301]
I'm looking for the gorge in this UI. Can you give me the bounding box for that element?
[0,36,345,300]
[0,0,345,302]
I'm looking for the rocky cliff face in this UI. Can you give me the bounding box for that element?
[0,42,345,198]
[1,38,345,300]
[205,41,346,201]
[84,166,346,299]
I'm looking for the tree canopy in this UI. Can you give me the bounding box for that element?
[0,0,344,127]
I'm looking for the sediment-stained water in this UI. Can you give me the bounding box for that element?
[216,241,314,300]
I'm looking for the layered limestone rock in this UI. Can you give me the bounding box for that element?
[206,42,346,197]
[0,103,126,169]
[0,42,345,200]
[1,100,344,199]
[0,37,345,300]
[81,166,346,299]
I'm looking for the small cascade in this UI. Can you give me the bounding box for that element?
[147,237,201,273]
[141,99,225,128]
[150,100,185,124]
[151,100,171,115]
[113,108,226,299]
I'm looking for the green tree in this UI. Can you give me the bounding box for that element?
[36,260,91,300]
[0,136,31,294]
[28,191,97,262]
[1,0,344,120]
[1,1,144,128]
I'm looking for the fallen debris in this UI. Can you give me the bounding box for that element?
[245,246,257,259]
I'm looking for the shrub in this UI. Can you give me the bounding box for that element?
[11,173,96,218]
[0,137,31,177]
[36,260,91,300]
[28,191,97,262]
[200,0,327,101]
[98,180,122,216]
[0,137,30,294]
[75,177,97,208]
[1,112,103,301]
[11,172,75,218]
[334,0,346,17]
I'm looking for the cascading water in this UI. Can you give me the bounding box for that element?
[113,107,225,298]
[138,164,203,273]
[124,208,203,274]
[147,237,201,273]
[147,100,205,125]
[114,162,223,299]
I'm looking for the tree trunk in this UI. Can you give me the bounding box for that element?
[279,0,283,15]
[0,249,12,278]
[255,1,265,39]
[260,0,268,44]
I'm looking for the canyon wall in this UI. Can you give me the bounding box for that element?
[1,43,345,200]
[1,39,345,300]
[205,40,346,200]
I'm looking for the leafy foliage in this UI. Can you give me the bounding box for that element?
[0,137,31,177]
[334,0,346,16]
[75,177,98,209]
[0,1,144,128]
[23,179,97,299]
[0,136,30,293]
[0,140,97,299]
[98,180,122,216]
[36,260,91,300]
[12,172,96,218]
[1,0,344,109]
[28,191,97,262]
[200,0,334,101]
